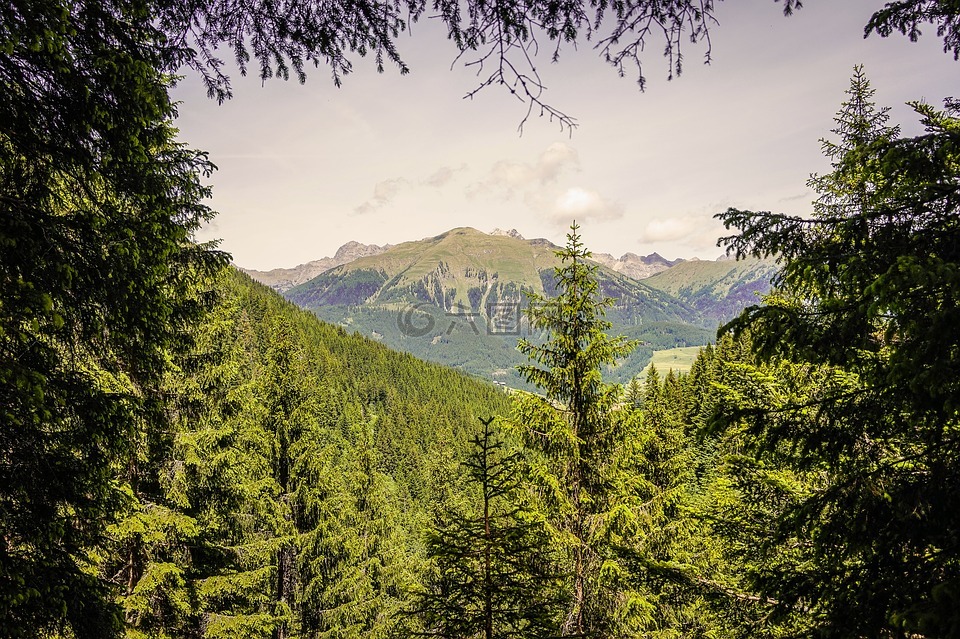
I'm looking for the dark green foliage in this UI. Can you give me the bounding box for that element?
[410,417,564,639]
[0,1,226,633]
[716,68,960,637]
[287,268,389,306]
[865,1,960,59]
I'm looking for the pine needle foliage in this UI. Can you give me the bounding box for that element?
[509,223,648,638]
[410,417,565,639]
[717,68,960,638]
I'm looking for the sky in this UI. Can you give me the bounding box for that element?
[170,0,959,270]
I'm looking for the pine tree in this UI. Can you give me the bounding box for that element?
[410,417,564,639]
[182,283,291,639]
[508,223,644,638]
[717,69,960,637]
[297,411,413,639]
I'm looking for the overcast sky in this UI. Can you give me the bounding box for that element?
[171,0,959,270]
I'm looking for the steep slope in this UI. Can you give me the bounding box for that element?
[643,257,779,324]
[105,266,512,638]
[208,267,512,497]
[284,228,712,386]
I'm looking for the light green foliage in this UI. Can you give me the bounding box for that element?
[506,223,653,638]
[81,268,511,639]
[6,0,960,636]
[298,416,413,639]
[686,336,815,638]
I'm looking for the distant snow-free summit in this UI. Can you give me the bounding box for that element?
[239,240,389,292]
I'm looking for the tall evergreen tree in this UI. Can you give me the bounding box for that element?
[298,411,413,639]
[717,69,960,637]
[508,223,645,638]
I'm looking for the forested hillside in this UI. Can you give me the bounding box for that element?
[88,242,825,639]
[5,0,960,637]
[100,267,513,638]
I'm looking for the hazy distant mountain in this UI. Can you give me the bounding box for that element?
[240,241,389,292]
[643,257,778,324]
[286,227,698,324]
[283,227,712,387]
[590,251,683,280]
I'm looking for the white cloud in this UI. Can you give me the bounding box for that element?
[635,214,726,251]
[468,142,580,198]
[638,217,698,243]
[546,187,623,225]
[535,143,580,183]
[423,164,467,187]
[352,178,409,215]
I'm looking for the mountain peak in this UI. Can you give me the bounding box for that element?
[490,228,525,240]
[333,240,388,262]
[241,241,388,292]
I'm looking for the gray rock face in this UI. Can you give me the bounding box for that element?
[490,228,525,240]
[333,240,388,263]
[589,251,683,280]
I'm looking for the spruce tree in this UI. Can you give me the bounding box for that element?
[718,68,960,637]
[508,223,644,638]
[298,411,412,639]
[410,417,564,639]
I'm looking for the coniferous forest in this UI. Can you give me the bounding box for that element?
[3,1,960,638]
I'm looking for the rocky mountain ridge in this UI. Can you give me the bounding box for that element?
[241,228,685,292]
[590,251,685,280]
[239,240,389,292]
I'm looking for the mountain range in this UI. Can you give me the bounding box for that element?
[245,229,686,292]
[643,256,777,324]
[241,227,777,386]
